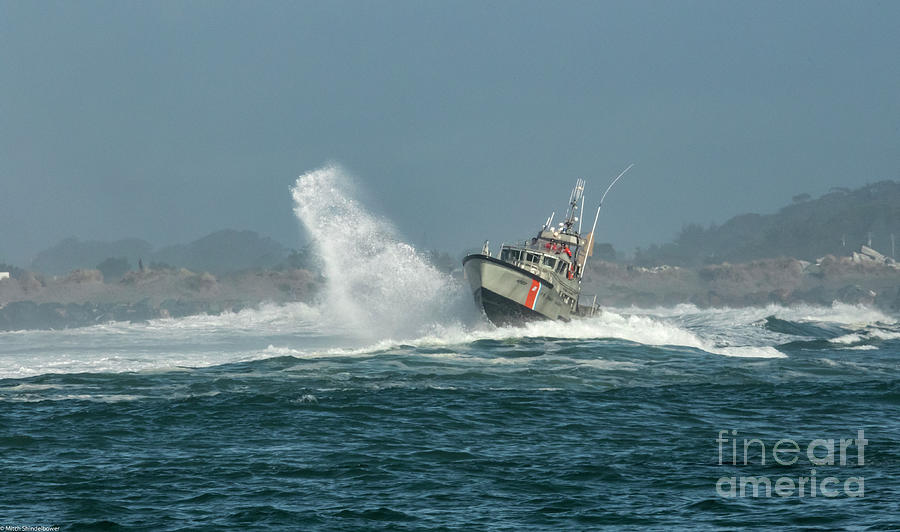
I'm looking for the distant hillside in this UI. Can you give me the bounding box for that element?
[32,238,154,275]
[154,230,287,275]
[635,181,900,266]
[31,230,289,275]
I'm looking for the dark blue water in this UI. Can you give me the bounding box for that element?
[1,305,898,530]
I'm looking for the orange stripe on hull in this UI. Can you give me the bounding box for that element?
[524,279,541,310]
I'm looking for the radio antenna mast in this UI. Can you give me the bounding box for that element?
[578,194,585,234]
[599,163,634,208]
[581,163,635,278]
[563,178,585,233]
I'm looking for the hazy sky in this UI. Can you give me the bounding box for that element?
[2,0,898,264]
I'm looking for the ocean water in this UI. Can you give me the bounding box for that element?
[2,167,899,530]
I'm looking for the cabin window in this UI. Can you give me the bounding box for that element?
[502,248,523,262]
[556,260,568,273]
[525,253,539,264]
[542,256,557,269]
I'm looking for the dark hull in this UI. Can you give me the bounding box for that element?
[474,287,549,327]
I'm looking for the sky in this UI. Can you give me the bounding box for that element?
[1,0,898,264]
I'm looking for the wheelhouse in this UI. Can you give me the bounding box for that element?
[498,230,582,282]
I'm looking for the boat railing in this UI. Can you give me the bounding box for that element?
[575,294,600,317]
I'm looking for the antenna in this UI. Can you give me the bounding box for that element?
[599,163,634,208]
[578,193,585,234]
[563,178,586,233]
[581,163,635,278]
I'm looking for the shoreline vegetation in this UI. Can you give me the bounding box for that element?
[581,250,900,311]
[2,180,899,331]
[0,246,898,332]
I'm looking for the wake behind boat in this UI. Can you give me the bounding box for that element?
[463,168,632,326]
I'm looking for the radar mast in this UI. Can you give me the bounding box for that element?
[562,178,585,234]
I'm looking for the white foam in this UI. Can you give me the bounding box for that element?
[827,325,900,348]
[0,301,326,340]
[26,166,900,376]
[146,301,324,333]
[291,165,470,340]
[0,344,282,379]
[831,333,864,345]
[868,329,900,341]
[0,383,63,391]
[0,299,799,378]
[605,302,900,355]
[709,346,785,358]
[261,306,786,359]
[614,302,896,328]
[494,312,784,358]
[0,394,146,403]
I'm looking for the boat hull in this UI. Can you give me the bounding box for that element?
[463,254,572,326]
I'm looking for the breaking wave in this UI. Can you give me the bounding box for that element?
[285,165,786,358]
[263,309,786,360]
[290,164,472,339]
[4,165,898,379]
